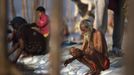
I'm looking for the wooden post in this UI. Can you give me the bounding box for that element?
[124,0,134,75]
[0,0,10,75]
[0,1,22,75]
[49,0,63,75]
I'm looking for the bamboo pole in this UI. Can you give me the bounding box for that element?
[32,0,40,22]
[26,0,30,22]
[0,1,22,75]
[0,0,10,75]
[124,0,134,75]
[9,0,16,19]
[31,0,35,22]
[49,0,63,75]
[22,0,27,19]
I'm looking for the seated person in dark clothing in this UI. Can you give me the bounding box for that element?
[8,17,49,63]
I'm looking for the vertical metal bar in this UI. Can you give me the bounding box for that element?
[49,0,63,75]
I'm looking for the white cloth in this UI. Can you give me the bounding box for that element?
[73,0,95,33]
[74,0,95,17]
[73,0,108,33]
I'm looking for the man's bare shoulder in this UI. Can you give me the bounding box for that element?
[93,29,103,36]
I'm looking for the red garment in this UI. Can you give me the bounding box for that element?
[37,13,49,37]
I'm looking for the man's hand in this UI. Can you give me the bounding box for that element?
[64,58,73,67]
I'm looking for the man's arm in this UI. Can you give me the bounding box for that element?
[8,43,19,56]
[81,37,88,51]
[64,54,84,67]
[64,56,77,67]
[74,4,79,17]
[64,48,85,67]
[81,33,90,51]
[93,30,103,53]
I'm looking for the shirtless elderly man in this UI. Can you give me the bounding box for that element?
[64,19,110,75]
